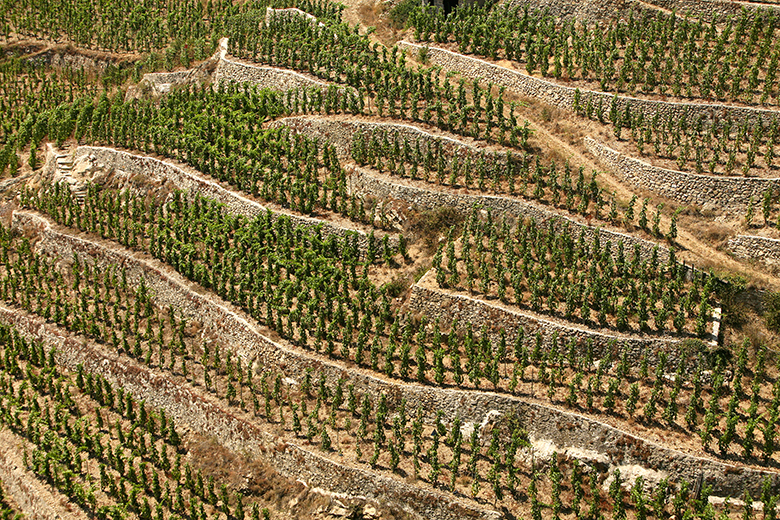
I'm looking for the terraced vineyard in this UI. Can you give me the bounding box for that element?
[3,0,780,518]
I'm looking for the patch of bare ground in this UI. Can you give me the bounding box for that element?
[338,0,410,48]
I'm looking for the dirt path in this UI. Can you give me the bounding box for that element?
[507,92,780,290]
[2,38,144,63]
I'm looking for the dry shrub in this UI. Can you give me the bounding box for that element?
[700,223,730,244]
[407,206,464,252]
[188,435,329,517]
[358,0,381,26]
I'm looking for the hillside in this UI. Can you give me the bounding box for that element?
[2,0,780,518]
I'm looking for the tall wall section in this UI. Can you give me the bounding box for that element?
[397,41,780,128]
[584,138,780,210]
[727,235,780,267]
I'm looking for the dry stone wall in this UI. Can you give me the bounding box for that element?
[0,302,498,520]
[727,235,780,267]
[138,36,341,96]
[397,41,780,128]
[140,69,210,95]
[265,6,324,25]
[506,0,778,25]
[584,137,780,209]
[31,49,116,74]
[74,146,371,248]
[213,58,330,91]
[409,270,684,369]
[641,0,780,20]
[273,115,501,159]
[505,0,660,23]
[15,210,772,495]
[135,41,222,97]
[0,429,88,520]
[349,165,674,264]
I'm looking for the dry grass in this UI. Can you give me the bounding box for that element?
[188,435,333,520]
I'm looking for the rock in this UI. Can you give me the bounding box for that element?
[363,505,380,518]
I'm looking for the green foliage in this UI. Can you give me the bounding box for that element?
[765,291,780,333]
[389,0,421,29]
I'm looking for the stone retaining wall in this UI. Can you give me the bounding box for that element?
[348,165,673,264]
[214,58,331,91]
[13,210,777,496]
[408,268,726,380]
[0,302,497,520]
[409,269,685,368]
[506,0,779,24]
[14,209,325,373]
[265,6,324,25]
[728,234,780,267]
[642,0,780,20]
[398,41,780,128]
[584,137,780,209]
[0,430,87,520]
[30,49,116,74]
[74,146,371,249]
[140,69,208,95]
[138,36,340,96]
[272,115,501,159]
[135,41,222,97]
[506,0,660,22]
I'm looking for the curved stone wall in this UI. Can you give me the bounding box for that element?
[74,146,372,248]
[409,269,684,367]
[273,115,504,159]
[584,137,780,210]
[397,41,780,128]
[214,58,331,91]
[728,234,780,267]
[349,165,673,263]
[15,210,778,497]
